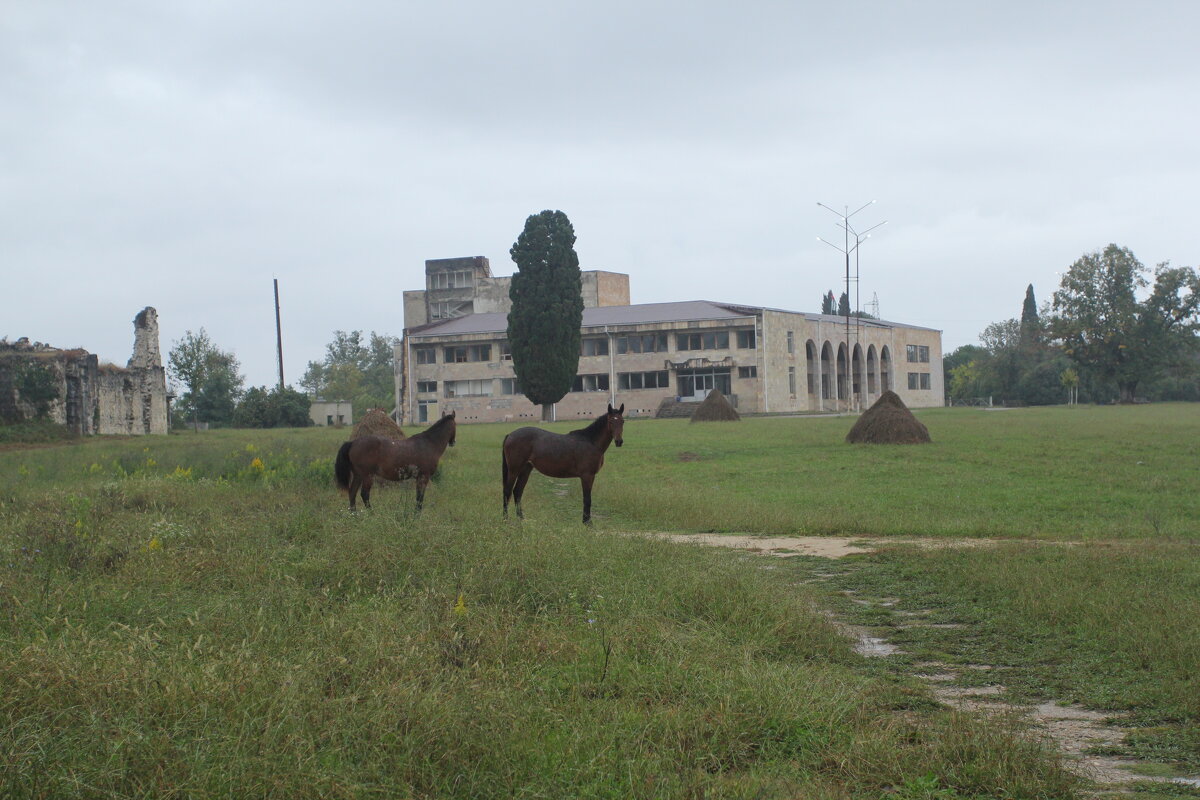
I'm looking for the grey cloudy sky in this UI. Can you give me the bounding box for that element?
[4,1,1198,390]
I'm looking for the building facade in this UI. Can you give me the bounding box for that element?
[309,401,354,427]
[396,259,943,424]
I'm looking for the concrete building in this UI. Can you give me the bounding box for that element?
[309,401,354,428]
[396,259,943,424]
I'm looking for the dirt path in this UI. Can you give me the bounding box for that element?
[639,532,996,558]
[647,531,1200,795]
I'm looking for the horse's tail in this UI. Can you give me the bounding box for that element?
[501,436,509,486]
[334,441,354,491]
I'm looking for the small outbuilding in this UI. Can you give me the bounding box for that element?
[846,390,931,444]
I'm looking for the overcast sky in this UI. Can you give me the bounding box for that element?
[4,1,1198,390]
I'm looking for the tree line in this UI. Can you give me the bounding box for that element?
[944,244,1200,406]
[166,329,401,430]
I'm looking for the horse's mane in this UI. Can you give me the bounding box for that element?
[569,412,610,443]
[414,413,455,441]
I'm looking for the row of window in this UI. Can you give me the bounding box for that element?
[428,270,475,290]
[906,344,930,363]
[413,329,757,365]
[419,335,921,365]
[907,372,932,390]
[442,378,522,398]
[418,367,761,399]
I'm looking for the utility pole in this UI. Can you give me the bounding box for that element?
[274,278,285,391]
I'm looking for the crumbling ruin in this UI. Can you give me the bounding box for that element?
[0,308,169,435]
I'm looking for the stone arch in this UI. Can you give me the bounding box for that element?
[851,343,865,408]
[820,341,834,402]
[837,342,849,407]
[805,340,818,398]
[880,345,892,392]
[866,344,878,396]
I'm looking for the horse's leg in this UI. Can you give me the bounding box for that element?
[348,473,362,511]
[415,473,429,514]
[512,463,534,520]
[502,456,517,519]
[361,475,374,510]
[580,473,596,525]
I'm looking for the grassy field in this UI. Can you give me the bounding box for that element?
[1,404,1197,798]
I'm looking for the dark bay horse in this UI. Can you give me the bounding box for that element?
[334,411,456,512]
[502,404,624,524]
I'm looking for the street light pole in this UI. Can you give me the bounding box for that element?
[817,201,884,411]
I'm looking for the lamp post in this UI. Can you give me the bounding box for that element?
[817,201,885,410]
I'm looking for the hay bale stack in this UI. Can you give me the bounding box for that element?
[351,408,406,440]
[689,389,740,422]
[846,390,931,444]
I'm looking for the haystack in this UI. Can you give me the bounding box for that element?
[845,390,931,444]
[689,389,740,422]
[351,408,406,440]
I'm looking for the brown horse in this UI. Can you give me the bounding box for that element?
[334,411,456,511]
[502,404,624,524]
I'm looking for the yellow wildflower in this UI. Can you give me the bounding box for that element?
[250,457,265,471]
[146,537,162,552]
[453,594,468,617]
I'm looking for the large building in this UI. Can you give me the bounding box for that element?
[395,257,943,424]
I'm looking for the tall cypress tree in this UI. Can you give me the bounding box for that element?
[821,291,835,314]
[1019,284,1041,350]
[507,210,584,421]
[838,292,851,317]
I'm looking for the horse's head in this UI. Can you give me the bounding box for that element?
[607,403,625,447]
[445,410,456,446]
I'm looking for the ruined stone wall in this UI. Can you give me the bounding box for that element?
[0,307,168,435]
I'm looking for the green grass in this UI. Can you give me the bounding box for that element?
[820,539,1200,772]
[2,404,1198,797]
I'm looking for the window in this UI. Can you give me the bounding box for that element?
[444,379,492,397]
[444,344,491,363]
[500,341,512,361]
[417,400,436,423]
[676,331,730,351]
[417,381,437,394]
[737,329,756,349]
[908,372,933,390]
[429,270,474,290]
[326,415,333,425]
[788,366,797,395]
[571,374,610,392]
[920,373,931,390]
[415,347,436,365]
[431,301,454,320]
[618,370,669,390]
[581,338,609,357]
[616,333,668,354]
[738,366,757,379]
[677,368,731,397]
[906,344,930,363]
[500,378,521,395]
[786,331,795,354]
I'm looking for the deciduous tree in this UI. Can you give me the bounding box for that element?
[1051,245,1200,402]
[507,210,584,421]
[168,329,244,429]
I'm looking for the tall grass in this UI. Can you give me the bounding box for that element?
[0,426,1079,798]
